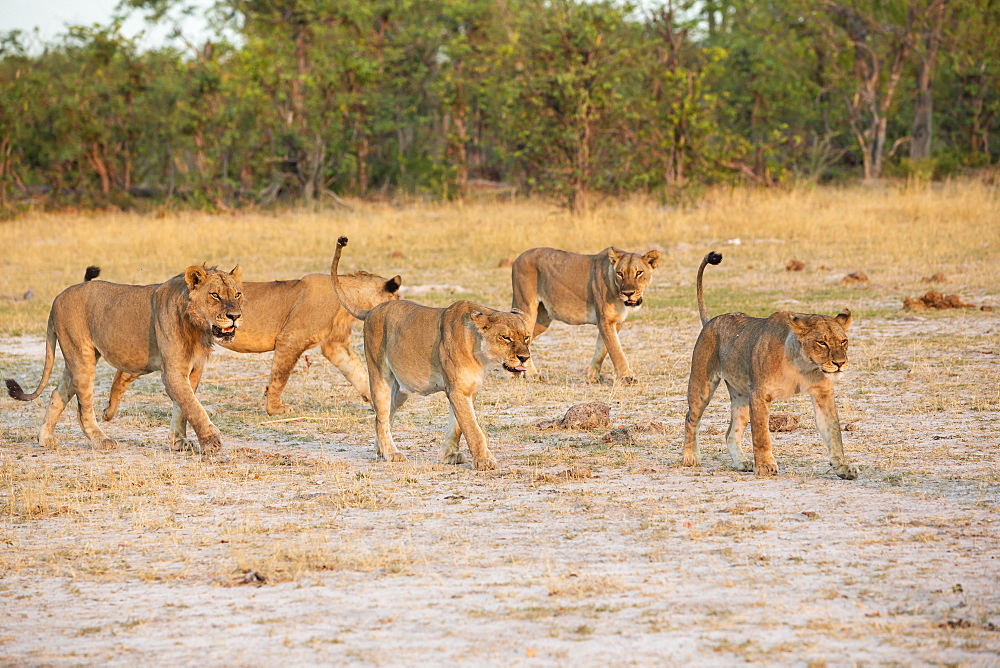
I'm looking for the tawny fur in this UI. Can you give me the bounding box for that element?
[5,266,244,454]
[510,246,661,383]
[102,261,402,417]
[333,236,531,470]
[682,252,858,479]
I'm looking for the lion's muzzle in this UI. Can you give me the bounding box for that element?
[503,354,530,374]
[213,312,242,341]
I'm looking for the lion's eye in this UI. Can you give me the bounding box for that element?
[636,270,643,277]
[841,340,848,347]
[501,335,511,342]
[616,272,624,279]
[236,293,243,299]
[210,292,221,300]
[816,341,828,348]
[524,336,530,344]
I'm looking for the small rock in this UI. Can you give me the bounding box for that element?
[390,250,404,259]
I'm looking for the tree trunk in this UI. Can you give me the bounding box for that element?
[910,0,944,162]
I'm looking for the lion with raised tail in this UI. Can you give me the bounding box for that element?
[101,259,402,417]
[682,251,858,479]
[6,265,244,454]
[332,236,531,470]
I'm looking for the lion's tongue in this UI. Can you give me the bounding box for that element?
[512,365,526,372]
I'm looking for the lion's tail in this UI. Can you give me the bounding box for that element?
[697,251,723,327]
[6,309,58,402]
[331,236,372,321]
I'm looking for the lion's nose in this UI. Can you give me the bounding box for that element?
[227,312,241,325]
[517,354,529,363]
[622,290,635,297]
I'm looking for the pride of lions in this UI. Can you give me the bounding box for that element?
[5,236,858,480]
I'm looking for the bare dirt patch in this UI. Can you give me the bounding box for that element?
[3,306,998,665]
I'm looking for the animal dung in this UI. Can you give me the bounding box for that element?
[768,413,800,432]
[497,258,513,268]
[903,291,976,310]
[785,260,805,271]
[536,402,611,430]
[841,271,869,285]
[921,272,948,283]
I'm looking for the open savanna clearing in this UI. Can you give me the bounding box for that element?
[1,185,999,664]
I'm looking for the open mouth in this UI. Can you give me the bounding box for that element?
[624,298,642,307]
[503,362,527,374]
[213,325,237,341]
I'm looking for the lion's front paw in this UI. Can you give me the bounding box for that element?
[835,463,859,480]
[169,436,197,452]
[386,452,409,463]
[443,451,467,465]
[38,434,59,448]
[474,455,498,471]
[198,433,222,455]
[618,375,638,386]
[754,458,779,476]
[95,437,119,451]
[102,406,116,422]
[681,451,699,467]
[265,402,292,416]
[735,460,754,473]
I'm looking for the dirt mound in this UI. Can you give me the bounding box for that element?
[785,259,805,271]
[841,271,869,285]
[536,402,611,430]
[768,413,800,432]
[903,291,976,310]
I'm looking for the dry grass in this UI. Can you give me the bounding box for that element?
[0,183,998,664]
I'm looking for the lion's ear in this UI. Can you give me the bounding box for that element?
[835,309,853,330]
[643,249,662,269]
[789,314,812,336]
[185,266,208,291]
[229,265,243,283]
[606,247,621,264]
[386,276,402,293]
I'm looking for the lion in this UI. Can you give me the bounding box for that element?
[511,245,661,383]
[101,259,402,418]
[5,265,245,454]
[682,251,858,479]
[333,236,531,470]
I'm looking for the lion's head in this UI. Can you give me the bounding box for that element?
[341,270,403,310]
[607,248,662,307]
[471,310,532,375]
[789,310,852,373]
[184,265,245,343]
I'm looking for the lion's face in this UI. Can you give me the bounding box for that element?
[184,266,245,343]
[790,310,852,373]
[608,249,661,307]
[344,271,402,310]
[471,310,532,375]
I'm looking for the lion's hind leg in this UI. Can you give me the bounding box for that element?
[103,370,139,421]
[38,368,75,448]
[724,382,753,472]
[67,349,118,450]
[682,346,720,468]
[369,370,407,463]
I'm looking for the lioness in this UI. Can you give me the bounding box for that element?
[333,236,531,470]
[6,265,244,453]
[682,251,858,479]
[101,259,402,417]
[511,246,661,383]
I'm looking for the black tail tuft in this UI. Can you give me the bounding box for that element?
[337,236,349,248]
[6,378,24,400]
[84,266,101,281]
[706,251,722,266]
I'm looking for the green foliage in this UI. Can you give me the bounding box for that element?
[0,0,997,212]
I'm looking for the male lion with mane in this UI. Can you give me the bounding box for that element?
[511,245,661,383]
[333,236,531,470]
[682,251,859,479]
[101,257,402,417]
[6,265,244,453]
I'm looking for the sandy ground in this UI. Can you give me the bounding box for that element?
[1,307,999,665]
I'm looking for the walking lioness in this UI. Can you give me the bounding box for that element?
[101,260,402,417]
[682,251,858,479]
[6,265,244,453]
[511,246,661,383]
[332,237,531,470]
